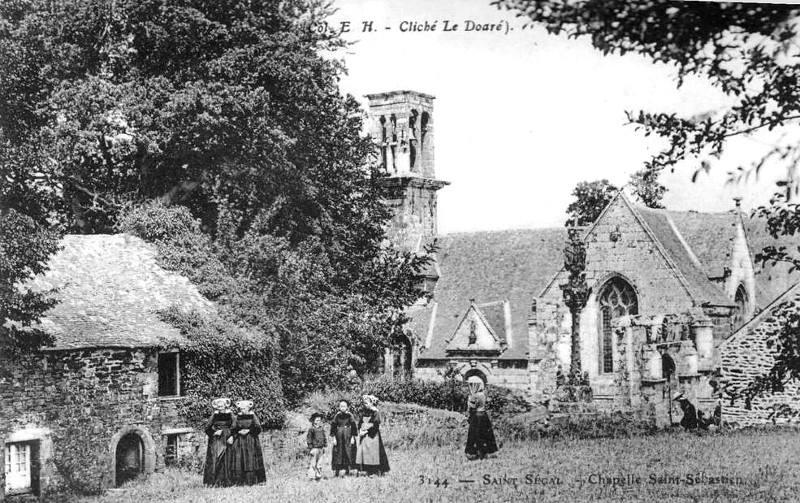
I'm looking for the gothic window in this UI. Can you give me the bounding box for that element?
[598,277,638,373]
[733,284,749,328]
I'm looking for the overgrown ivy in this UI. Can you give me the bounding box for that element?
[158,307,285,428]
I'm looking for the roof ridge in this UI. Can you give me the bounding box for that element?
[663,212,705,272]
[440,227,565,237]
[719,281,800,349]
[625,195,704,306]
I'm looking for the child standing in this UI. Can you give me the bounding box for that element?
[306,413,327,480]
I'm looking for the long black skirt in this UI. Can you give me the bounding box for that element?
[465,412,498,457]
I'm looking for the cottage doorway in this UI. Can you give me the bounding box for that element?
[115,433,144,486]
[662,354,678,425]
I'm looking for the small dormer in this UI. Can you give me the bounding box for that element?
[445,300,511,356]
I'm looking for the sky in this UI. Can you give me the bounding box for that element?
[328,0,786,234]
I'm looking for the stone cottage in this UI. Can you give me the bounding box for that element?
[371,89,800,427]
[1,235,212,499]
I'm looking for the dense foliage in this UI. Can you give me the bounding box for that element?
[0,209,61,352]
[119,202,429,407]
[305,374,532,420]
[2,1,430,405]
[158,307,285,428]
[565,179,618,226]
[566,174,664,227]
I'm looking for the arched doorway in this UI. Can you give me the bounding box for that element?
[662,353,678,425]
[463,368,487,384]
[115,433,144,486]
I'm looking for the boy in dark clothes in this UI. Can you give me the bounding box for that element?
[307,413,327,480]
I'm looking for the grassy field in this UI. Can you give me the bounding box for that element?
[81,427,800,503]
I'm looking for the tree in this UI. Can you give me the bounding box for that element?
[0,209,61,353]
[2,1,430,404]
[566,179,617,226]
[495,0,800,398]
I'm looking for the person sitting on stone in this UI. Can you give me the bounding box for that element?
[673,392,699,430]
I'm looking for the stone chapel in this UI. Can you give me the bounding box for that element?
[369,90,800,427]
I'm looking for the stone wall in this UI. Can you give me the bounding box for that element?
[0,348,201,499]
[531,196,698,400]
[720,293,800,426]
[415,359,529,392]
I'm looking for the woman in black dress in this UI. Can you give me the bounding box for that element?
[230,400,266,485]
[355,395,390,476]
[465,377,498,459]
[330,399,358,476]
[203,397,235,486]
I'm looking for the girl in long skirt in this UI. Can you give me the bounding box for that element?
[203,398,236,486]
[465,377,498,459]
[230,400,267,485]
[355,395,389,476]
[330,399,358,476]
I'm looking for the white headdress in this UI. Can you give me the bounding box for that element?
[467,375,485,394]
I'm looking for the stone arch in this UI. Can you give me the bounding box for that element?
[596,274,639,374]
[733,283,749,328]
[593,272,641,301]
[463,368,488,384]
[108,426,156,488]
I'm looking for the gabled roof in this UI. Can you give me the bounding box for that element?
[719,281,800,351]
[664,211,739,279]
[548,191,735,308]
[414,227,566,361]
[635,206,734,307]
[26,234,214,350]
[743,217,800,309]
[444,301,504,354]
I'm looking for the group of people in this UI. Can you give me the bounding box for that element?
[202,379,500,487]
[672,391,722,430]
[203,398,266,487]
[305,394,390,479]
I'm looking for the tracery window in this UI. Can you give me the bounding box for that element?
[598,277,638,373]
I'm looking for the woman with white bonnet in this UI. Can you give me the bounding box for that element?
[230,400,266,485]
[203,397,236,486]
[465,376,498,460]
[355,394,390,476]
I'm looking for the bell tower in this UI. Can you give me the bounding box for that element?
[365,90,449,251]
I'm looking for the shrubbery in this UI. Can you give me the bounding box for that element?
[496,410,659,442]
[303,374,532,420]
[159,307,285,429]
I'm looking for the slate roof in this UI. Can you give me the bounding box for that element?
[664,211,739,279]
[743,217,800,309]
[479,301,508,344]
[635,207,735,307]
[25,234,214,351]
[415,228,566,361]
[634,206,800,310]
